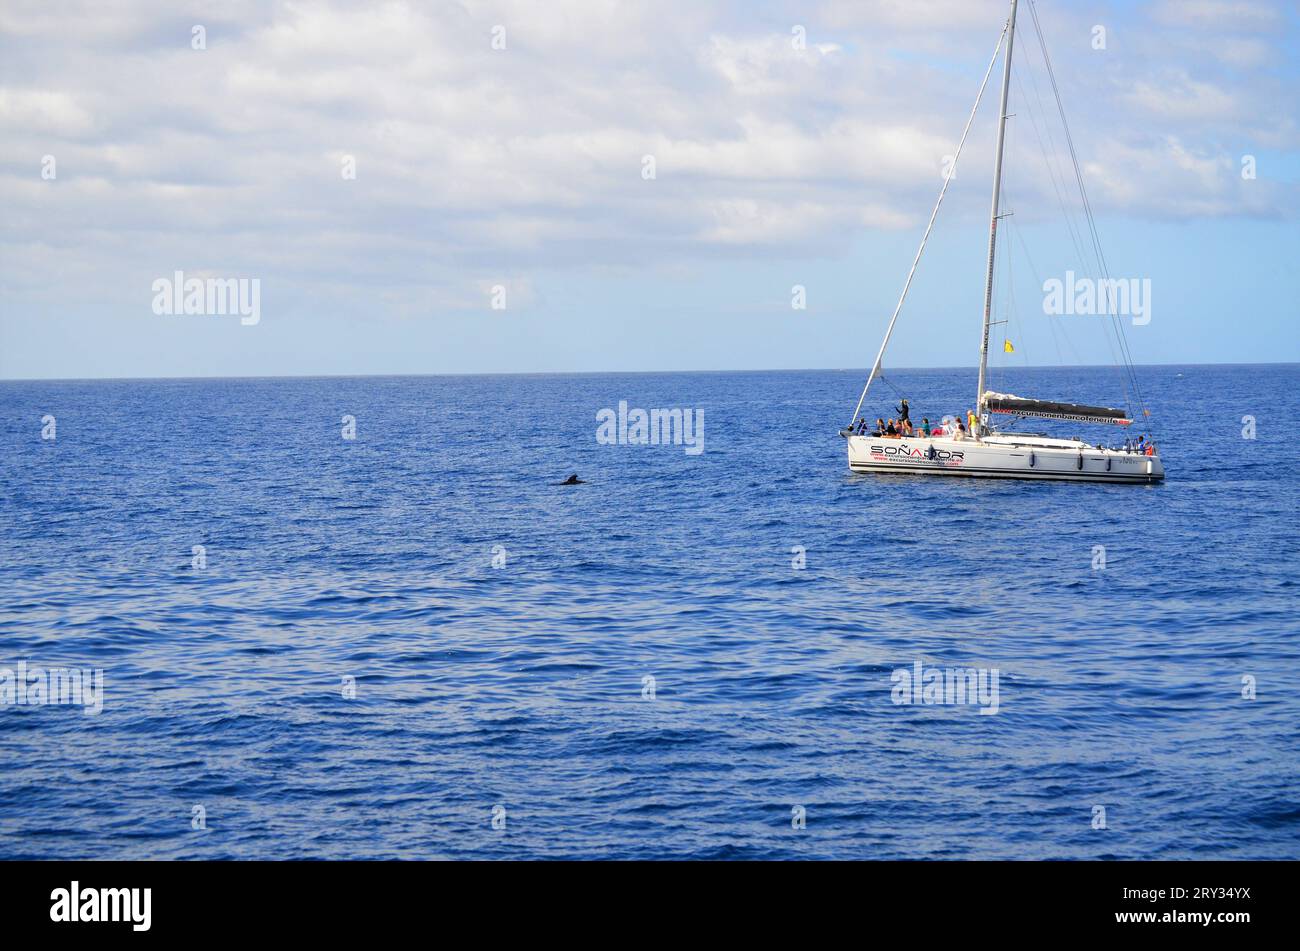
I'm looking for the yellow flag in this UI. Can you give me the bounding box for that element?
[1003,339,1015,353]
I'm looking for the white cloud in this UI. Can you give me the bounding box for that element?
[0,88,95,136]
[1149,0,1284,31]
[1122,72,1240,122]
[0,0,1295,312]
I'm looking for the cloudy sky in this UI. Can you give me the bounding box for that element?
[1,0,1297,379]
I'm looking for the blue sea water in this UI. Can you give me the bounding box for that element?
[0,364,1297,860]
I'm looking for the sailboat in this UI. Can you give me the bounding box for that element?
[841,0,1164,484]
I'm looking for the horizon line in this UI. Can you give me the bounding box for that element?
[1,360,1296,384]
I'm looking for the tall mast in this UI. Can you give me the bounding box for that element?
[976,0,1018,428]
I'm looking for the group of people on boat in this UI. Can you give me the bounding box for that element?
[1120,434,1155,456]
[850,397,1157,455]
[850,398,982,440]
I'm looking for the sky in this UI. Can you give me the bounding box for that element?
[1,0,1297,380]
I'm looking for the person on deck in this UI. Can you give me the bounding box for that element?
[919,417,931,437]
[896,399,910,423]
[967,409,978,438]
[885,419,899,437]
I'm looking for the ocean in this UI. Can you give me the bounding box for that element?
[1,364,1297,859]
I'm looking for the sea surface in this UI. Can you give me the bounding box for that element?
[1,364,1297,860]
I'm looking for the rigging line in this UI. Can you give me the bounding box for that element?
[992,155,1015,395]
[1027,0,1150,425]
[1014,45,1091,273]
[1006,92,1076,368]
[1025,1,1131,413]
[1015,37,1126,388]
[878,373,908,401]
[1001,63,1074,388]
[846,22,1008,429]
[1021,41,1098,279]
[1012,223,1075,366]
[1028,1,1109,277]
[1019,5,1129,405]
[862,371,910,422]
[1003,212,1022,374]
[1028,58,1100,278]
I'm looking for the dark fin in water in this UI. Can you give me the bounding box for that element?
[559,473,585,485]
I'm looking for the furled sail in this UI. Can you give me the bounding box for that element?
[983,391,1132,425]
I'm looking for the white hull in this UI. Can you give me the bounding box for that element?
[847,433,1163,484]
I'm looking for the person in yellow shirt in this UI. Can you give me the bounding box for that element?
[967,409,978,438]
